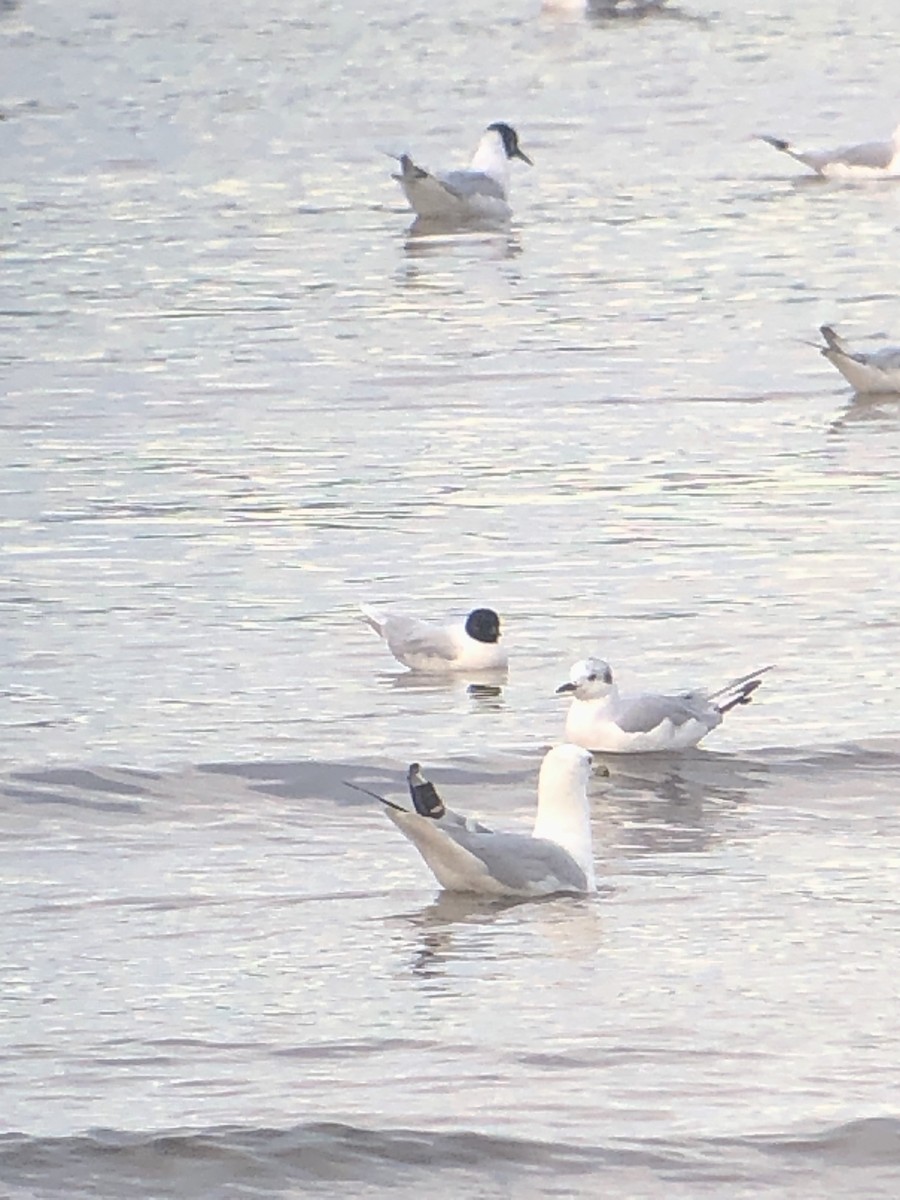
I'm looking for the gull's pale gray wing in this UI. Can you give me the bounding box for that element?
[441,827,588,893]
[829,139,894,170]
[382,616,457,662]
[438,170,507,201]
[615,693,717,734]
[386,810,588,895]
[869,347,900,370]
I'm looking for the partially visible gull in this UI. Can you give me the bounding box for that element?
[351,745,595,897]
[390,122,532,223]
[819,325,900,395]
[360,604,508,673]
[557,657,772,753]
[757,123,900,179]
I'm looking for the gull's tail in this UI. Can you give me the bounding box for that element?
[407,763,446,819]
[360,603,387,637]
[344,779,406,812]
[707,666,774,715]
[756,133,811,167]
[820,325,853,356]
[391,153,429,185]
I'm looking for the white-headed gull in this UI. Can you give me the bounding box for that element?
[351,745,595,897]
[557,657,772,753]
[757,123,900,179]
[361,604,508,673]
[390,122,532,223]
[819,325,900,395]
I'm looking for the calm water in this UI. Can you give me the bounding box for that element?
[2,0,900,1195]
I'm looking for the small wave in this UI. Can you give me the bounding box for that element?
[2,1116,898,1198]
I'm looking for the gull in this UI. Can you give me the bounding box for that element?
[349,746,595,897]
[557,657,772,753]
[360,604,508,673]
[818,325,900,395]
[390,122,532,223]
[757,123,900,179]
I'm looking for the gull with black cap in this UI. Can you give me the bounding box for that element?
[360,603,508,673]
[389,122,532,223]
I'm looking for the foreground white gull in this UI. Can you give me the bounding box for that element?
[557,658,772,753]
[757,123,900,179]
[819,325,900,395]
[351,746,595,897]
[390,122,532,223]
[361,604,508,673]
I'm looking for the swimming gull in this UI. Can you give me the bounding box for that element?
[351,745,595,897]
[819,325,900,394]
[360,604,509,673]
[390,122,532,223]
[557,657,772,753]
[757,123,900,178]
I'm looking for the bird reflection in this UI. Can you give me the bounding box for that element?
[543,0,707,25]
[399,891,603,981]
[380,671,507,705]
[592,750,768,856]
[402,221,523,261]
[829,391,900,433]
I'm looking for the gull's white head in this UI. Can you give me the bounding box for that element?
[470,122,533,176]
[555,657,615,701]
[537,743,592,800]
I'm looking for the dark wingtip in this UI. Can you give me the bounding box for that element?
[406,763,446,819]
[716,678,763,715]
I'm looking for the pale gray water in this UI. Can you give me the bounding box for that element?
[2,0,900,1195]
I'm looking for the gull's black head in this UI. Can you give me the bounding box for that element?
[487,122,533,165]
[465,607,501,644]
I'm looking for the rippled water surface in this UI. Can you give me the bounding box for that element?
[2,0,900,1195]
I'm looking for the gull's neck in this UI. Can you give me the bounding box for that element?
[469,129,511,186]
[532,760,595,888]
[578,680,620,712]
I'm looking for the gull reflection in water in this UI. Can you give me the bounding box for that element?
[593,749,767,856]
[829,390,900,434]
[380,670,507,709]
[402,217,523,261]
[392,891,608,984]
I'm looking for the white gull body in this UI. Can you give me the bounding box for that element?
[368,745,595,897]
[558,657,771,753]
[361,604,508,673]
[758,123,900,179]
[819,325,900,395]
[391,122,532,223]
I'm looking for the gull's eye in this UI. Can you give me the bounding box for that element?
[587,673,597,683]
